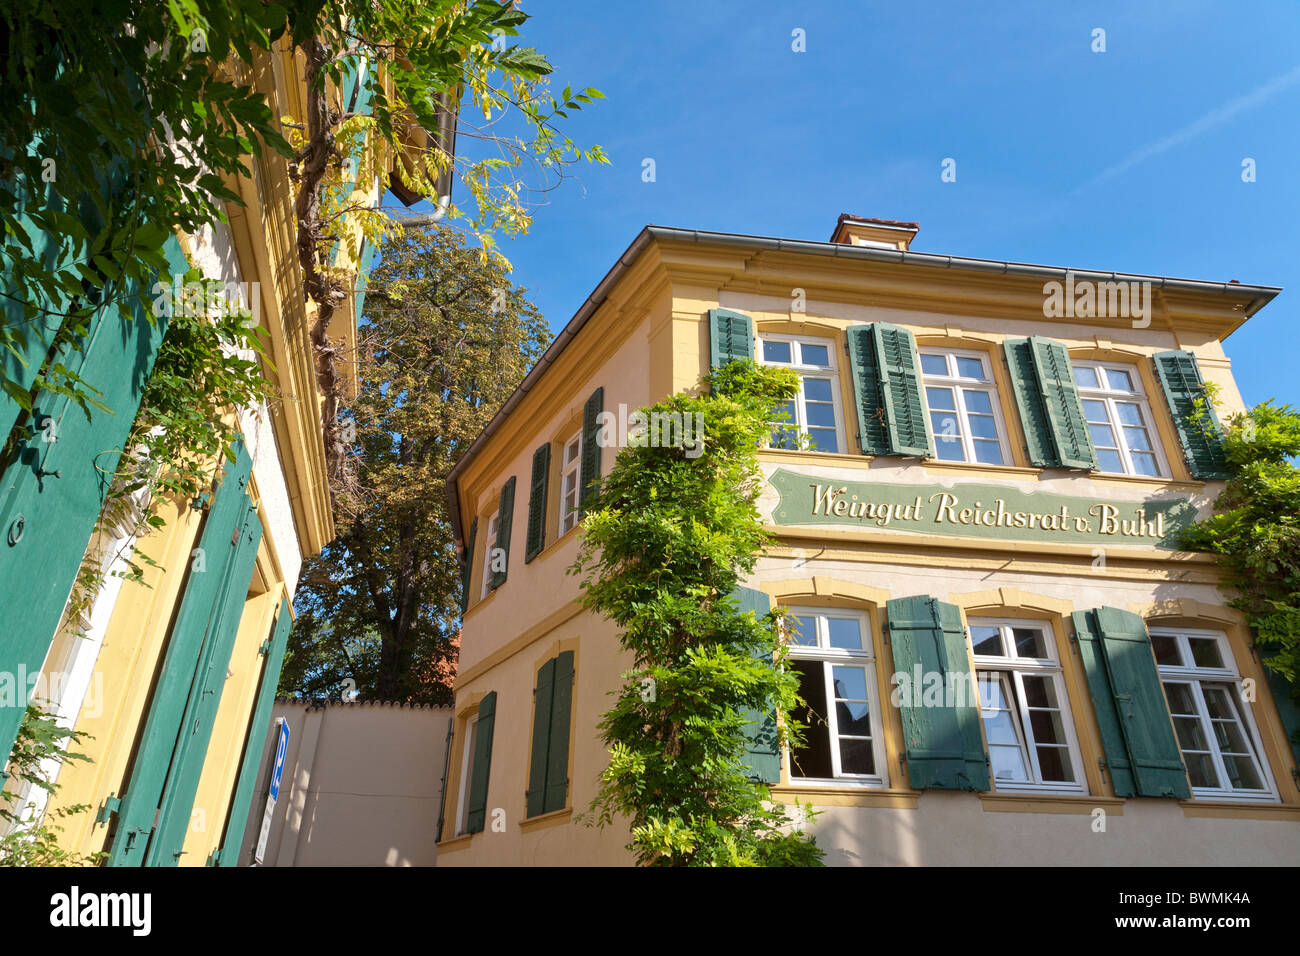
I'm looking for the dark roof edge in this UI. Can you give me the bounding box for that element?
[445,224,1282,552]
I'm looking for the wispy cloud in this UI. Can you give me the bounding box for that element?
[1075,63,1300,194]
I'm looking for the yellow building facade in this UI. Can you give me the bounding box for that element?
[441,215,1300,866]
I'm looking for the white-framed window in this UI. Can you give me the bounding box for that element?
[783,607,887,786]
[479,512,499,599]
[455,713,480,836]
[1151,627,1276,801]
[756,334,844,454]
[920,349,1010,465]
[967,618,1086,792]
[558,432,582,536]
[1071,361,1167,478]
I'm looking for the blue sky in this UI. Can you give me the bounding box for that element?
[392,1,1300,407]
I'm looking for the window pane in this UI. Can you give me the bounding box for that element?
[1021,674,1056,709]
[771,426,799,450]
[801,343,830,367]
[973,440,1004,465]
[1185,752,1219,789]
[1097,449,1124,473]
[1115,402,1144,427]
[1163,682,1198,715]
[1122,426,1152,453]
[1089,423,1117,449]
[956,356,985,380]
[839,738,875,775]
[1029,709,1067,746]
[1013,628,1048,659]
[1104,367,1135,392]
[963,390,993,415]
[808,428,838,453]
[990,745,1030,782]
[1036,746,1073,782]
[564,437,581,465]
[1211,719,1252,755]
[791,661,833,778]
[790,614,817,646]
[1151,634,1181,666]
[1131,452,1159,476]
[968,413,998,439]
[763,340,792,363]
[831,665,868,702]
[970,625,1003,656]
[933,430,964,460]
[1082,399,1110,422]
[836,700,872,737]
[1189,639,1225,670]
[926,385,955,410]
[805,401,836,428]
[826,617,863,651]
[920,353,948,376]
[1222,755,1263,790]
[803,377,833,402]
[1202,685,1236,720]
[1073,366,1101,389]
[1173,717,1207,750]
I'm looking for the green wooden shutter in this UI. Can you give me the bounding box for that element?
[886,595,989,791]
[1264,668,1300,773]
[147,499,263,866]
[1003,337,1097,469]
[107,441,262,866]
[459,516,477,614]
[1074,607,1190,798]
[524,442,550,563]
[1152,350,1230,480]
[1031,337,1096,469]
[466,691,497,833]
[734,586,780,784]
[489,476,515,591]
[1004,338,1097,469]
[579,386,603,516]
[1072,609,1137,797]
[217,596,293,866]
[525,657,556,818]
[544,651,575,814]
[845,324,890,455]
[707,308,754,370]
[873,324,932,457]
[435,719,454,842]
[0,235,189,764]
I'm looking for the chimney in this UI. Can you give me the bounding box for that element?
[830,214,919,251]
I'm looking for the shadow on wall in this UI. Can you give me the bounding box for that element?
[238,699,452,867]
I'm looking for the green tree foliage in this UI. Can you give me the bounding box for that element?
[2,1,292,412]
[1182,399,1300,697]
[279,225,548,704]
[570,360,824,866]
[2,0,603,490]
[0,706,102,866]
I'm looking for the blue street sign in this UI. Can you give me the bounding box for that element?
[269,719,290,802]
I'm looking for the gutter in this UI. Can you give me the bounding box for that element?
[444,224,1282,555]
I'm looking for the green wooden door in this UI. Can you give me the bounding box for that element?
[106,441,263,866]
[0,235,189,766]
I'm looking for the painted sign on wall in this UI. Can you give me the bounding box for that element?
[768,468,1197,549]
